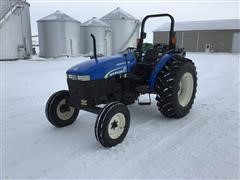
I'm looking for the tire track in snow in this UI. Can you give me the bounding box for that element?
[45,108,207,178]
[134,105,239,178]
[40,106,161,177]
[112,114,207,178]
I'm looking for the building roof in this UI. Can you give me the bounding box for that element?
[154,19,240,32]
[82,17,110,27]
[101,7,138,21]
[37,10,80,23]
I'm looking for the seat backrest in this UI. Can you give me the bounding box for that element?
[143,48,158,63]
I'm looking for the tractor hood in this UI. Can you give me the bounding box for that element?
[66,53,136,81]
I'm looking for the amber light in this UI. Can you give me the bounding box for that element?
[171,36,177,45]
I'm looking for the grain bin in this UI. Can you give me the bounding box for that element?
[0,0,32,60]
[81,17,112,56]
[101,7,140,54]
[0,0,17,15]
[37,10,81,58]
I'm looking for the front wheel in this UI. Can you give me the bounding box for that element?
[45,90,79,127]
[155,57,197,118]
[95,102,130,147]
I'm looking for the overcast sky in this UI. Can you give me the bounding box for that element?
[29,0,240,42]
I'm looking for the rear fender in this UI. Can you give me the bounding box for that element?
[148,54,173,91]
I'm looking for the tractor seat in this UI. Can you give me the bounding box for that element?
[135,48,159,79]
[143,48,159,64]
[137,48,159,67]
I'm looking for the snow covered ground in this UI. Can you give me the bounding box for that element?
[1,53,239,179]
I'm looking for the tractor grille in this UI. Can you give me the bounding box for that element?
[67,78,115,108]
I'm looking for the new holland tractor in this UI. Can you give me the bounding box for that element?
[45,14,197,148]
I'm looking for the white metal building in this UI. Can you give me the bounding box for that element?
[37,10,81,58]
[81,17,112,56]
[154,19,240,53]
[0,0,32,60]
[101,7,140,54]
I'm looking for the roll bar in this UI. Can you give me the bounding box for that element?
[137,14,175,53]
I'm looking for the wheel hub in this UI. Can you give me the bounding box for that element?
[60,104,70,113]
[178,81,183,96]
[111,120,118,130]
[56,99,75,120]
[108,113,126,139]
[178,72,194,107]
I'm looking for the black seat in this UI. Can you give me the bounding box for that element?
[134,48,159,80]
[142,48,158,64]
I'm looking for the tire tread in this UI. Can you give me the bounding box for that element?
[155,56,197,118]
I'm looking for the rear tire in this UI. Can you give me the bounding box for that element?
[155,57,197,118]
[95,102,130,147]
[45,90,79,127]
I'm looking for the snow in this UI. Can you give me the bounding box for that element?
[1,53,239,179]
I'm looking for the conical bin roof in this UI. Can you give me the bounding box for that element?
[37,10,80,23]
[101,7,138,21]
[82,17,110,27]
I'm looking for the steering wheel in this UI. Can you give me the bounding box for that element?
[126,47,136,52]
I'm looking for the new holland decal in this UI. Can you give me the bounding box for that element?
[104,66,127,78]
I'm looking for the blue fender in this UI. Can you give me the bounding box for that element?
[148,54,173,91]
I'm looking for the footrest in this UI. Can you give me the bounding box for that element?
[138,102,151,105]
[138,93,151,105]
[135,85,149,93]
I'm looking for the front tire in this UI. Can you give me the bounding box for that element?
[155,57,197,118]
[95,102,130,147]
[45,90,79,127]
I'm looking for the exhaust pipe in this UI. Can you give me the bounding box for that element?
[90,34,98,62]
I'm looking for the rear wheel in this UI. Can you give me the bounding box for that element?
[45,90,79,127]
[95,102,130,147]
[155,57,197,118]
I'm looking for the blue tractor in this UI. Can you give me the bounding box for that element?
[45,14,197,147]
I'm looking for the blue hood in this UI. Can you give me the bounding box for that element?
[66,53,136,80]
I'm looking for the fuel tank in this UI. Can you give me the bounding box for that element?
[66,52,136,80]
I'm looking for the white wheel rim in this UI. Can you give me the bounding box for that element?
[108,113,126,139]
[178,72,194,107]
[56,99,75,120]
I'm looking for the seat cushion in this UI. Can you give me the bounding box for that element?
[143,48,158,63]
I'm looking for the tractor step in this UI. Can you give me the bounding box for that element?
[138,93,151,105]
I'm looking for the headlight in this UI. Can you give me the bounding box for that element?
[77,75,90,81]
[67,74,77,80]
[67,74,90,81]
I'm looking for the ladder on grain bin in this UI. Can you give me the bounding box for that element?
[0,1,24,28]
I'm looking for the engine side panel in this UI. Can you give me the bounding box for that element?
[66,52,137,107]
[66,52,136,80]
